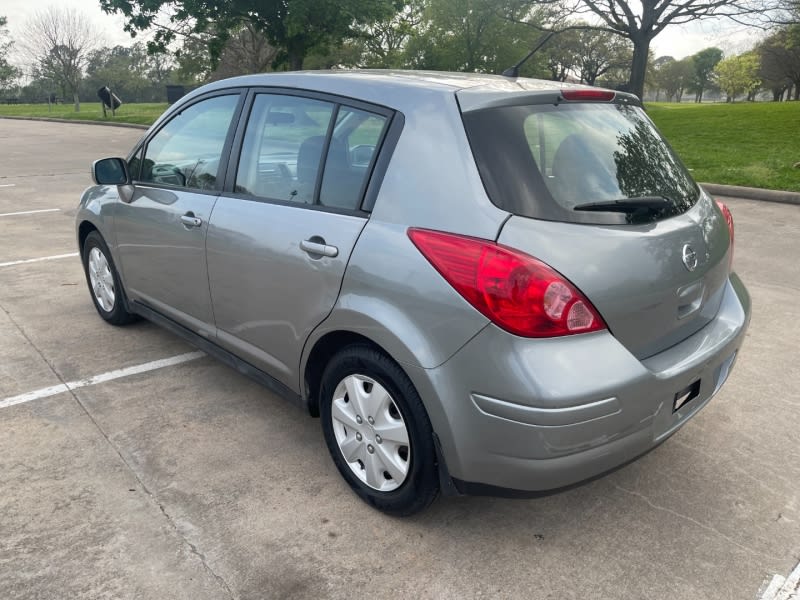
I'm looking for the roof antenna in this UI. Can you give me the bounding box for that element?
[501,31,557,78]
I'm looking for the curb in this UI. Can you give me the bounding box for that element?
[0,115,149,130]
[700,182,800,206]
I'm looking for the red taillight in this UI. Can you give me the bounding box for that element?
[715,200,735,267]
[561,89,615,102]
[407,228,607,338]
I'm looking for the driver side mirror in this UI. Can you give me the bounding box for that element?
[92,157,130,185]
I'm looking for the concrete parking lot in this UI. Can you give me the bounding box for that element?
[0,119,798,600]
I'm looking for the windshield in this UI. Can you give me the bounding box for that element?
[461,102,699,225]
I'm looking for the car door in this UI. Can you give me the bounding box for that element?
[206,91,392,390]
[115,92,243,335]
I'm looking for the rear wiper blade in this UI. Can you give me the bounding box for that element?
[573,196,672,213]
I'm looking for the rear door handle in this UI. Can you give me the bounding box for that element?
[180,213,202,228]
[300,239,338,258]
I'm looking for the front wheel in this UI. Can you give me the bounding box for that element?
[319,344,439,516]
[82,231,137,326]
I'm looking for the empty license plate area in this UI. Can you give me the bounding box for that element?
[673,380,701,412]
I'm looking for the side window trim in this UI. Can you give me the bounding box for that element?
[134,89,246,195]
[223,86,396,215]
[312,103,340,206]
[360,111,404,212]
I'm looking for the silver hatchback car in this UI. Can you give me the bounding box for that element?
[78,71,750,515]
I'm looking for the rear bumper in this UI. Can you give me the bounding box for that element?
[407,273,751,493]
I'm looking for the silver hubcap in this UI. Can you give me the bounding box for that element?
[331,375,411,492]
[88,247,115,312]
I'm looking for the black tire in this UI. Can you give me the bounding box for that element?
[319,344,439,516]
[82,231,137,326]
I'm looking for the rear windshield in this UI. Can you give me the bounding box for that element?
[461,102,699,225]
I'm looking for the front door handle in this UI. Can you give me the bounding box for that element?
[300,238,338,258]
[180,213,202,228]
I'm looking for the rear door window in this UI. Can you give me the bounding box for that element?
[235,94,388,212]
[319,108,387,210]
[462,103,699,225]
[235,94,335,204]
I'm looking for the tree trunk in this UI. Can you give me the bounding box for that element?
[288,52,304,71]
[627,35,651,100]
[73,92,80,113]
[286,38,306,71]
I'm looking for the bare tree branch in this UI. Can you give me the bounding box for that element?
[19,7,100,111]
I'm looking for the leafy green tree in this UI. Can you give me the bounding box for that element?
[404,0,546,75]
[356,2,425,68]
[758,25,800,100]
[653,56,694,101]
[0,16,21,95]
[714,52,761,101]
[84,45,146,99]
[100,0,397,70]
[542,29,581,81]
[689,46,723,102]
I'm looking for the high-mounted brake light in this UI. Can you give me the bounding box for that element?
[407,229,607,338]
[715,199,735,268]
[561,89,616,102]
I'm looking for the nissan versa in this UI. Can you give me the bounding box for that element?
[77,71,750,515]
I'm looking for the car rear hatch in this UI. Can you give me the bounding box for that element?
[458,87,732,359]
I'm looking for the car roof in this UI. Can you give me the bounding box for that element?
[171,70,636,120]
[203,69,559,93]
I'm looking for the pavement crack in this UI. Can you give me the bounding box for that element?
[611,482,782,561]
[0,300,236,600]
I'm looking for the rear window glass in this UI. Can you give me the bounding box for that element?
[462,103,699,225]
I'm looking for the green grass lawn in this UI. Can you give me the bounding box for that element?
[647,101,800,192]
[0,102,168,126]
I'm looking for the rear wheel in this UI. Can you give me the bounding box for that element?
[319,344,439,516]
[82,231,137,326]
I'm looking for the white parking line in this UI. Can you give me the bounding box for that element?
[0,351,205,410]
[0,208,60,217]
[0,252,79,268]
[758,561,800,600]
[0,184,16,188]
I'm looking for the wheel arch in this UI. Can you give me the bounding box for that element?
[302,329,394,417]
[77,219,99,257]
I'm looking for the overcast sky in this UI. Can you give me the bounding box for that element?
[3,0,766,66]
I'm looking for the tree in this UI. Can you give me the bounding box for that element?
[758,25,800,100]
[0,16,21,95]
[357,2,425,68]
[81,43,170,103]
[714,52,760,101]
[403,0,546,75]
[574,28,633,85]
[504,0,781,100]
[100,0,397,70]
[689,46,723,102]
[654,56,694,101]
[19,7,98,111]
[542,29,581,81]
[209,24,279,80]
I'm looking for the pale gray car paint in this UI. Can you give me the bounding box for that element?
[77,70,750,494]
[114,186,219,335]
[206,198,368,389]
[497,191,731,360]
